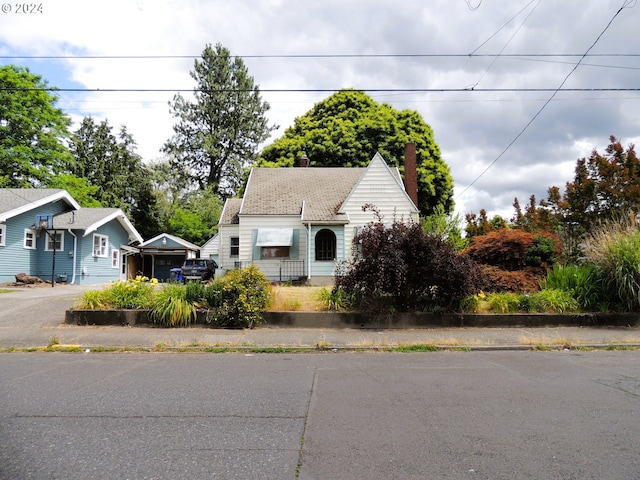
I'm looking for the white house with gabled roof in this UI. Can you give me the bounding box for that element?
[217,150,419,285]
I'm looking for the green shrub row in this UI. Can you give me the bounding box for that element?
[460,289,580,314]
[75,266,272,328]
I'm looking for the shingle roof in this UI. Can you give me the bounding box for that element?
[0,188,78,218]
[53,208,143,243]
[241,167,365,222]
[220,198,242,225]
[54,208,122,229]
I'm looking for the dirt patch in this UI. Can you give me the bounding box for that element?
[0,282,52,289]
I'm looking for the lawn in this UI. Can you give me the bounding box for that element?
[269,286,327,311]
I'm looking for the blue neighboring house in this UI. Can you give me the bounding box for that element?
[0,188,143,285]
[137,233,201,282]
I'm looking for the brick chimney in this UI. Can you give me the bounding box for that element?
[404,142,418,207]
[298,153,310,168]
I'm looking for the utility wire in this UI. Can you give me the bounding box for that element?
[464,0,482,11]
[1,53,640,59]
[469,0,539,56]
[2,87,639,93]
[456,0,635,200]
[468,0,542,89]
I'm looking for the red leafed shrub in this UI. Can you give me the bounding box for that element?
[481,266,541,293]
[463,229,561,271]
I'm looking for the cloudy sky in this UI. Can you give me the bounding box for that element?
[1,0,639,221]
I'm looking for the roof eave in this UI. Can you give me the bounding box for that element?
[0,190,81,222]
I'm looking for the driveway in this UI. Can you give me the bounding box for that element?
[0,283,97,328]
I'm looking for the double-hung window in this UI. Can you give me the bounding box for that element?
[230,237,239,257]
[111,249,119,268]
[24,229,36,249]
[45,231,64,251]
[93,234,108,257]
[0,224,6,246]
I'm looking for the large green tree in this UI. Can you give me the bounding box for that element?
[147,158,222,244]
[168,187,223,245]
[69,117,162,239]
[163,43,276,197]
[0,65,72,187]
[258,89,454,216]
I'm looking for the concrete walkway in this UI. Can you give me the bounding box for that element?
[1,284,639,350]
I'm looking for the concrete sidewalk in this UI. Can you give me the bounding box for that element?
[1,284,640,350]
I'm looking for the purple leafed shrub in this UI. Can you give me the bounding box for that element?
[335,205,485,312]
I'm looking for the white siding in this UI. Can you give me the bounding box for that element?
[238,216,307,280]
[218,225,239,270]
[340,154,419,259]
[200,234,219,262]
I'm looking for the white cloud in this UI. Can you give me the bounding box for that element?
[1,0,639,219]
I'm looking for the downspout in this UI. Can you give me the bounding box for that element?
[306,222,312,280]
[302,201,311,281]
[68,230,77,284]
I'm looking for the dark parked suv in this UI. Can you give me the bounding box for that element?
[180,259,217,282]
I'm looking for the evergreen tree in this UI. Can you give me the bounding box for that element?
[163,43,276,197]
[69,117,162,239]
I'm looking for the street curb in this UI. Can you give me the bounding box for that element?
[17,343,639,354]
[66,309,640,328]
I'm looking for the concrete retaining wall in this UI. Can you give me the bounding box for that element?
[66,309,640,329]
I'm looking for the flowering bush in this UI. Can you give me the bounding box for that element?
[211,266,273,328]
[76,276,157,309]
[75,269,273,328]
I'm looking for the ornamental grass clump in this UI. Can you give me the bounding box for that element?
[318,286,358,311]
[581,212,640,311]
[106,277,156,309]
[526,289,580,313]
[540,263,609,312]
[150,283,197,327]
[487,292,521,313]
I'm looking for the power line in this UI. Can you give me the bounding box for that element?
[469,0,539,56]
[455,0,634,201]
[468,0,542,89]
[2,87,640,93]
[1,53,640,60]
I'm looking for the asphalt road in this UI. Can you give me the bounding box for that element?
[1,351,639,479]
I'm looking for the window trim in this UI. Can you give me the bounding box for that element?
[23,228,36,249]
[230,236,239,257]
[45,231,64,252]
[315,229,337,261]
[111,249,119,269]
[0,223,6,246]
[93,234,109,258]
